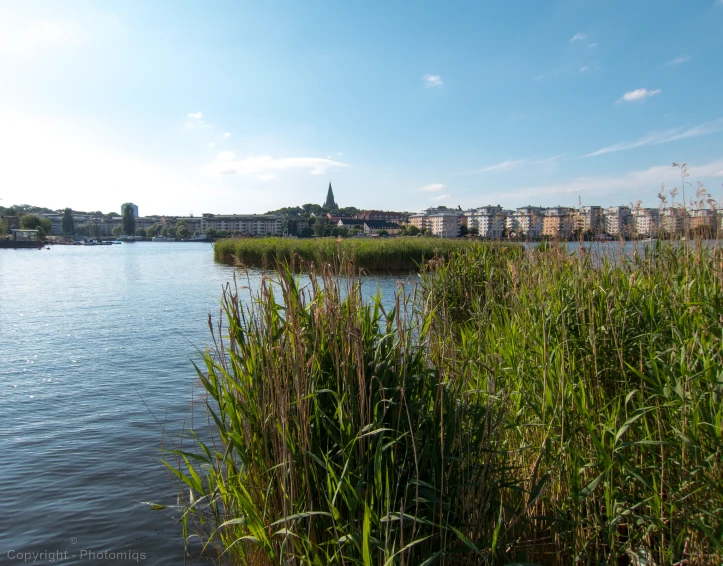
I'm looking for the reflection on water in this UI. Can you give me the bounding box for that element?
[0,243,408,565]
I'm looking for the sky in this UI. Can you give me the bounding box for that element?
[0,0,722,216]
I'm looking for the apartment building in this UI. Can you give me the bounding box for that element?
[507,206,544,238]
[542,207,574,239]
[632,208,660,237]
[660,208,684,236]
[603,206,633,238]
[426,212,459,238]
[689,209,717,234]
[574,206,603,235]
[354,210,409,224]
[200,214,283,236]
[464,206,505,238]
[407,213,430,232]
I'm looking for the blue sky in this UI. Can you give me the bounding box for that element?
[1,0,722,215]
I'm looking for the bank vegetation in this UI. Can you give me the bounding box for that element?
[169,241,723,565]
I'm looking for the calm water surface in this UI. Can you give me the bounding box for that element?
[0,243,408,565]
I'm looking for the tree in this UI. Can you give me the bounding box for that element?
[175,222,190,239]
[122,203,135,235]
[405,225,421,236]
[136,227,147,238]
[112,225,124,237]
[458,225,468,237]
[0,218,7,236]
[62,208,75,236]
[20,214,52,240]
[283,218,298,236]
[378,229,389,237]
[313,216,328,237]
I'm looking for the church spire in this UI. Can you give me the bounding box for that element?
[324,181,338,209]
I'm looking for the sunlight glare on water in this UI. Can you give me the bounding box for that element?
[0,242,409,564]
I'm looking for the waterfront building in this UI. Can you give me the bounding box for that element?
[542,207,574,239]
[632,208,660,238]
[428,211,461,238]
[660,208,684,237]
[574,206,604,235]
[689,209,717,236]
[200,213,283,236]
[407,213,430,232]
[354,210,409,224]
[324,183,338,209]
[507,206,544,239]
[121,203,139,217]
[603,206,633,238]
[363,220,402,235]
[464,206,505,238]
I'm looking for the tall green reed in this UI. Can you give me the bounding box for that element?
[169,255,535,565]
[170,241,723,564]
[421,241,723,564]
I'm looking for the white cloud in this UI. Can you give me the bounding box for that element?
[580,65,590,73]
[418,183,445,192]
[478,159,528,173]
[619,88,662,102]
[585,118,723,157]
[588,42,599,48]
[0,19,81,55]
[422,74,443,88]
[209,152,348,177]
[476,155,562,173]
[665,55,691,67]
[570,33,587,43]
[432,194,450,201]
[483,158,723,205]
[184,111,212,130]
[224,132,231,138]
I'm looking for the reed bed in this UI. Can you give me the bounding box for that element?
[213,237,478,272]
[169,241,723,565]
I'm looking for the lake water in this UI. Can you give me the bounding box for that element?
[0,243,410,565]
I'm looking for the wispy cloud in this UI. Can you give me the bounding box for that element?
[570,32,587,43]
[223,132,231,138]
[664,55,691,67]
[422,74,443,88]
[618,88,661,102]
[476,155,562,174]
[209,152,348,177]
[418,183,445,192]
[588,42,599,48]
[432,194,450,201]
[584,118,723,157]
[185,111,211,129]
[478,159,528,173]
[483,158,723,205]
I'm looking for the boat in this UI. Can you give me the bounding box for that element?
[152,236,166,241]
